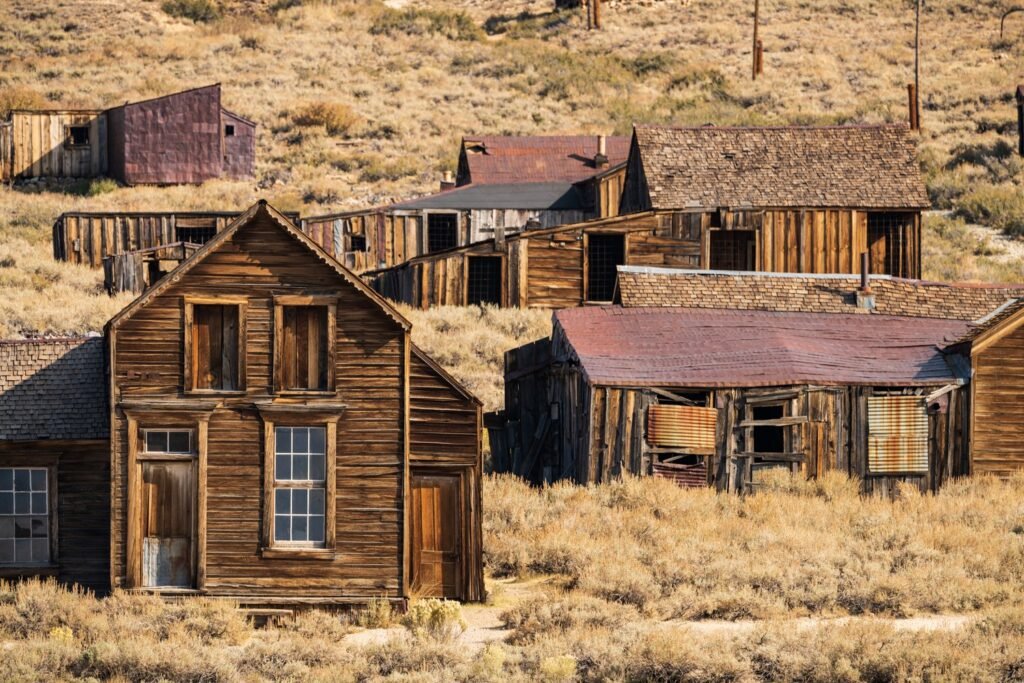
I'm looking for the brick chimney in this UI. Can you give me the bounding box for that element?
[594,135,609,169]
[440,170,455,192]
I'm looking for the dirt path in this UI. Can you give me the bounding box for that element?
[341,578,978,651]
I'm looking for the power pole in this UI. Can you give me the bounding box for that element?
[752,0,760,80]
[914,0,921,129]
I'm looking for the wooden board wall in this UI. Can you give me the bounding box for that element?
[10,111,107,179]
[409,350,484,601]
[972,323,1024,477]
[111,213,408,602]
[0,122,11,183]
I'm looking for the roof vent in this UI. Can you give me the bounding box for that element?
[722,152,736,161]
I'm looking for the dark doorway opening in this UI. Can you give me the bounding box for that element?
[467,256,502,306]
[427,213,458,253]
[710,230,756,271]
[587,233,625,302]
[752,404,786,454]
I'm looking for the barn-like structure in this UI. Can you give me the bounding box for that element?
[489,268,1024,495]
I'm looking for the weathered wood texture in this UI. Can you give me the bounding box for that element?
[0,122,12,182]
[54,212,298,268]
[0,441,110,592]
[409,350,484,601]
[972,323,1024,476]
[8,111,107,179]
[103,243,201,295]
[368,208,919,310]
[111,213,406,602]
[595,166,626,218]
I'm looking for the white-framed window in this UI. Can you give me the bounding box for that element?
[0,468,50,565]
[273,426,327,546]
[143,429,193,455]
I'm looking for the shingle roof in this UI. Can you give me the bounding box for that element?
[554,306,970,388]
[633,124,930,209]
[460,135,630,185]
[389,182,586,211]
[616,267,1024,321]
[0,337,108,441]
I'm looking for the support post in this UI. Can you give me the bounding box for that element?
[752,0,760,80]
[908,83,919,131]
[593,0,601,29]
[755,39,764,76]
[913,0,922,130]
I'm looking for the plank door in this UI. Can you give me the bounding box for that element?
[411,474,462,599]
[141,462,195,588]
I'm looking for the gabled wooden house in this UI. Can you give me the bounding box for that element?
[0,202,484,605]
[489,269,1024,495]
[300,135,629,273]
[363,124,931,309]
[1,85,254,185]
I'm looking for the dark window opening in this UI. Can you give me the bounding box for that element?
[752,404,786,454]
[427,213,458,253]
[349,234,367,252]
[281,306,329,391]
[225,124,235,137]
[709,230,756,271]
[176,226,217,245]
[192,304,241,391]
[67,125,89,147]
[867,213,912,276]
[467,256,502,306]
[587,233,625,302]
[709,210,722,228]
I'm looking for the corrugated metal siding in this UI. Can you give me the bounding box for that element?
[646,404,717,453]
[868,396,928,473]
[652,460,708,488]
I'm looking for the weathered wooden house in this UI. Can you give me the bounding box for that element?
[363,124,930,309]
[489,268,1024,494]
[0,201,483,605]
[300,135,630,273]
[1,85,254,184]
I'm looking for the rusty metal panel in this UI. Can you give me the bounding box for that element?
[868,396,928,473]
[652,459,708,488]
[646,404,717,453]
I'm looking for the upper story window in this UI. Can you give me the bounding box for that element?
[184,298,247,393]
[274,297,337,394]
[0,468,51,565]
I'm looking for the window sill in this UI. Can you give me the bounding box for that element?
[260,547,335,561]
[0,564,59,578]
[274,390,337,397]
[185,389,247,397]
[125,587,203,596]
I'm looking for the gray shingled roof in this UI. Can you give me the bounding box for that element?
[0,338,108,441]
[633,124,930,210]
[389,182,585,211]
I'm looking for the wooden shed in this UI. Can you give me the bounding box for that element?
[301,135,629,273]
[4,110,107,180]
[104,200,483,606]
[489,270,1024,495]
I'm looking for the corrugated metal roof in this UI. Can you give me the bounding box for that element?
[461,135,630,185]
[389,182,586,211]
[554,306,971,388]
[0,337,108,440]
[634,124,930,209]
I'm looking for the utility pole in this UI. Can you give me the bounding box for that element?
[752,0,760,80]
[913,0,921,129]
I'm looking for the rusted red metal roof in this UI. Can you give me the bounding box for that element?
[459,135,630,185]
[554,306,972,388]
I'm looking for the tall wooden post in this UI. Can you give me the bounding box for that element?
[914,0,921,129]
[593,0,602,29]
[908,83,919,130]
[752,0,760,80]
[1017,87,1024,157]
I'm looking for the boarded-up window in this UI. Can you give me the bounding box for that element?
[868,396,929,473]
[191,304,241,391]
[427,213,458,253]
[281,306,330,391]
[467,256,502,306]
[710,230,756,271]
[273,427,327,546]
[646,404,717,453]
[0,468,50,565]
[587,233,625,302]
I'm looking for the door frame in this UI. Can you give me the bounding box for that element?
[409,466,469,601]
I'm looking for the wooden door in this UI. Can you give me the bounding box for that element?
[411,474,462,599]
[141,462,195,588]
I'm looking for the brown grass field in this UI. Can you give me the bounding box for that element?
[1,1,1023,678]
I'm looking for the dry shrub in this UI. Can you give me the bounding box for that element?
[402,598,466,642]
[357,595,395,629]
[0,86,46,119]
[162,0,222,23]
[370,7,483,42]
[292,102,361,137]
[956,184,1024,237]
[500,594,638,643]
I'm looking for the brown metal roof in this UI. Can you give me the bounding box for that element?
[633,124,930,209]
[554,306,970,388]
[0,337,108,440]
[460,135,630,185]
[616,267,1024,321]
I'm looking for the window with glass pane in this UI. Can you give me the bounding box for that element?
[0,468,50,565]
[143,430,192,454]
[273,427,326,545]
